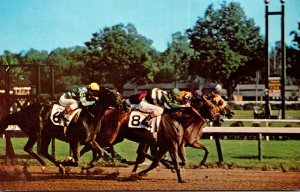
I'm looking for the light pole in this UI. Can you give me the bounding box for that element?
[264,0,286,119]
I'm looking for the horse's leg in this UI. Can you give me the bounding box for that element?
[168,143,184,183]
[192,140,209,165]
[144,145,173,169]
[85,140,111,170]
[80,144,92,157]
[107,146,116,159]
[23,137,46,170]
[81,145,98,173]
[178,143,186,166]
[68,141,79,167]
[138,146,168,177]
[40,136,65,174]
[132,142,148,173]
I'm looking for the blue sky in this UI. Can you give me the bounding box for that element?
[0,0,299,54]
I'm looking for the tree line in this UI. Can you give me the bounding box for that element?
[0,2,299,100]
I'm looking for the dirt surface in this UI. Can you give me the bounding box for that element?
[0,164,300,191]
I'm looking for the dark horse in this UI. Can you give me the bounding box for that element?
[132,94,235,168]
[177,94,234,166]
[80,95,220,182]
[0,87,130,173]
[134,94,234,168]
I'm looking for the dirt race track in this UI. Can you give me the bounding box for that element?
[0,164,300,191]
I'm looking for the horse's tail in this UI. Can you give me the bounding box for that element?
[0,113,16,135]
[0,103,45,135]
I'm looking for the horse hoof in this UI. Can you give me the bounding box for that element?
[138,172,146,176]
[58,164,66,174]
[41,166,46,172]
[129,173,142,181]
[200,162,206,166]
[65,167,72,174]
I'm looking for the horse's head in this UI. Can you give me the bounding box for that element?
[211,93,234,119]
[97,88,131,112]
[191,95,221,124]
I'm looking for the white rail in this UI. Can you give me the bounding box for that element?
[222,118,300,127]
[204,127,300,134]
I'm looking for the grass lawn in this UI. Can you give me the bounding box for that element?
[1,138,299,171]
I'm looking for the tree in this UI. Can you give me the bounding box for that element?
[287,23,300,83]
[186,2,264,100]
[21,49,49,91]
[158,32,194,83]
[46,46,86,93]
[0,50,48,88]
[84,23,155,91]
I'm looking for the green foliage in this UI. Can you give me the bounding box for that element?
[287,24,300,81]
[187,2,264,100]
[84,23,155,90]
[157,32,194,82]
[46,46,86,92]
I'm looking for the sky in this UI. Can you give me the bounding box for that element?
[0,0,299,54]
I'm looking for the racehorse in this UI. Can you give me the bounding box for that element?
[81,93,233,167]
[133,93,235,168]
[80,94,220,182]
[0,87,130,173]
[177,94,234,166]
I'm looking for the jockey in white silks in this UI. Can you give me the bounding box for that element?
[59,82,100,122]
[138,87,190,127]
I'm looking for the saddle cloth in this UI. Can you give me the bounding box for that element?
[128,110,161,132]
[50,104,82,126]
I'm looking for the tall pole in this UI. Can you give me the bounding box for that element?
[264,0,270,118]
[264,0,285,119]
[4,66,10,116]
[281,0,286,119]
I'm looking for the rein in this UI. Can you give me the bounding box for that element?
[191,106,207,124]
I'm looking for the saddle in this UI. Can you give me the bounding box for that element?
[50,104,82,126]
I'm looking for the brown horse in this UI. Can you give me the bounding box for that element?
[80,93,233,167]
[80,95,220,182]
[0,88,130,173]
[177,94,234,166]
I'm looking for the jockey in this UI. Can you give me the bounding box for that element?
[178,90,192,104]
[59,82,100,119]
[193,83,228,114]
[139,87,190,127]
[200,82,222,99]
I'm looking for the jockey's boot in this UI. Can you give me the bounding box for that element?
[141,114,152,127]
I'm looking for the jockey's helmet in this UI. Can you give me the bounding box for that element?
[89,82,100,91]
[193,90,202,99]
[215,84,222,94]
[170,88,180,98]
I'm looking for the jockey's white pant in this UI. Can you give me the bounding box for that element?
[138,99,164,116]
[59,93,79,110]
